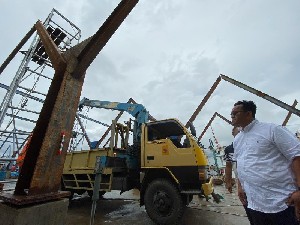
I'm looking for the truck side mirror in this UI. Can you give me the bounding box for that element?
[188,121,196,137]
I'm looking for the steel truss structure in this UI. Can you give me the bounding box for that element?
[0,9,81,158]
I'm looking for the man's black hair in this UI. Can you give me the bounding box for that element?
[234,100,256,118]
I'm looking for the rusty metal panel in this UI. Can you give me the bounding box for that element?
[14,64,69,195]
[0,191,70,206]
[28,52,86,195]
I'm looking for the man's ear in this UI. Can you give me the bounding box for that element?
[246,111,253,118]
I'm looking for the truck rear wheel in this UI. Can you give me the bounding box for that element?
[144,179,184,225]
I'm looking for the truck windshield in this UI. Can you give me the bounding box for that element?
[147,120,191,148]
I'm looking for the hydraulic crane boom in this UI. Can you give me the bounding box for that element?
[78,97,149,144]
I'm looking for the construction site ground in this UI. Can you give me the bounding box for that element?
[1,180,250,225]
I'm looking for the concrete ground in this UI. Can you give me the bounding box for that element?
[66,185,250,225]
[1,180,250,225]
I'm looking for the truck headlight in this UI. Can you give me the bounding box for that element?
[198,166,208,182]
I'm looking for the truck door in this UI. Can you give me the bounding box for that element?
[143,134,165,167]
[143,120,194,167]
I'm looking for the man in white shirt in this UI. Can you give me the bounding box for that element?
[231,100,300,225]
[224,126,254,225]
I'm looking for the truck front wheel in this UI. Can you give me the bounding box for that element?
[144,179,184,225]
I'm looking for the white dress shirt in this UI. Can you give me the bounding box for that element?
[233,119,300,213]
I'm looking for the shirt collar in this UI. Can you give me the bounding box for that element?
[243,119,258,132]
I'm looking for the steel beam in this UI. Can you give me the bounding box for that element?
[34,20,67,71]
[198,112,232,141]
[220,74,300,117]
[198,112,217,142]
[0,25,36,75]
[282,100,298,126]
[189,74,300,137]
[186,76,222,128]
[215,112,232,125]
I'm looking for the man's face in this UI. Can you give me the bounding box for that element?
[231,104,247,127]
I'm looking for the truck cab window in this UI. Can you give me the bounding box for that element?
[147,120,190,149]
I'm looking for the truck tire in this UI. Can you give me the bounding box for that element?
[144,179,184,225]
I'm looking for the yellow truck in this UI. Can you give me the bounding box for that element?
[62,99,214,225]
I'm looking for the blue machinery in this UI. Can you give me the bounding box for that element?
[78,97,149,145]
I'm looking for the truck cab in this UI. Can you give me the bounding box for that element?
[141,119,210,190]
[138,119,214,224]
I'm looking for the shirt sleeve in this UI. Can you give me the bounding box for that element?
[272,125,300,160]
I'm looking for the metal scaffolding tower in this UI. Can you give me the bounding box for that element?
[0,9,81,158]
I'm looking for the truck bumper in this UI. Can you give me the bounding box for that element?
[201,177,214,196]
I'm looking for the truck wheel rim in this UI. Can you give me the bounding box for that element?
[153,191,172,215]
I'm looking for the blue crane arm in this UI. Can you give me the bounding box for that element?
[79,97,149,123]
[78,97,149,144]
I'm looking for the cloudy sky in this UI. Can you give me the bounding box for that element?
[1,0,300,152]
